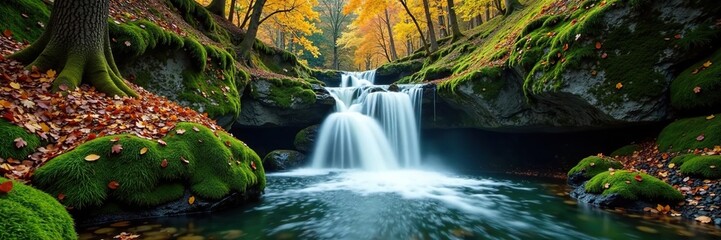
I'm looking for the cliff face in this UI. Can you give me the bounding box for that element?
[381,0,721,131]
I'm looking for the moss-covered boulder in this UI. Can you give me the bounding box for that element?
[672,154,721,179]
[0,120,41,160]
[294,125,319,152]
[0,178,76,240]
[567,156,624,186]
[671,45,721,113]
[236,77,334,127]
[571,170,684,209]
[33,122,264,211]
[263,150,307,172]
[310,69,342,87]
[610,144,640,157]
[0,0,50,42]
[657,114,721,152]
[375,59,424,85]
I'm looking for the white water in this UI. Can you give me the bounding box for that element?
[310,71,423,170]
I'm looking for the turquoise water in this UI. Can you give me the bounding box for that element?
[80,169,721,239]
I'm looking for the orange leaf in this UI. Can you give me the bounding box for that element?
[703,60,712,68]
[634,174,643,182]
[615,82,623,90]
[87,133,97,140]
[108,180,120,190]
[2,29,12,38]
[58,193,65,201]
[85,154,101,161]
[188,195,196,205]
[140,147,148,155]
[46,69,56,78]
[0,181,13,194]
[563,43,569,51]
[595,42,602,49]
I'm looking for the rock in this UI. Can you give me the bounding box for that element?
[294,125,319,152]
[569,183,652,211]
[236,78,334,127]
[715,218,721,226]
[375,59,423,85]
[263,150,307,171]
[566,172,587,187]
[388,83,400,92]
[310,69,342,87]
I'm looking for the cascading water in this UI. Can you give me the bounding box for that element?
[311,70,423,170]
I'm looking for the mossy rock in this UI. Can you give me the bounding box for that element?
[375,59,424,85]
[262,150,306,171]
[0,177,77,240]
[250,77,316,109]
[33,122,265,210]
[657,114,721,152]
[673,155,721,179]
[671,48,721,112]
[0,0,51,42]
[0,120,41,160]
[437,67,505,101]
[585,170,684,204]
[610,144,640,157]
[568,156,624,179]
[294,125,319,152]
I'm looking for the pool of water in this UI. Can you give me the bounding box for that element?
[80,169,721,239]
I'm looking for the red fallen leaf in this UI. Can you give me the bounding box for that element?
[111,144,123,154]
[225,141,231,147]
[2,29,12,38]
[595,42,602,49]
[161,159,168,168]
[251,161,257,170]
[3,112,14,121]
[108,180,120,190]
[634,174,643,182]
[697,134,705,141]
[693,86,702,94]
[563,43,569,51]
[14,137,27,148]
[0,181,13,194]
[57,193,65,201]
[601,52,608,59]
[87,133,97,140]
[674,34,682,39]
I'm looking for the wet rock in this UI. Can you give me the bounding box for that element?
[375,59,423,85]
[294,125,319,152]
[569,183,652,212]
[263,150,307,171]
[567,172,589,187]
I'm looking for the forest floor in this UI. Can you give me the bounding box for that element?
[0,35,225,182]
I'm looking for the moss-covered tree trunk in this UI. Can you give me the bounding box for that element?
[9,0,137,97]
[207,0,227,17]
[447,0,462,40]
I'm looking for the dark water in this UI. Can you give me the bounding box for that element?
[80,169,721,240]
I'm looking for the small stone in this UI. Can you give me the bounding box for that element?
[715,218,721,226]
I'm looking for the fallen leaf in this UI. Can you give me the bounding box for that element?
[634,174,643,182]
[563,43,569,51]
[157,139,167,146]
[161,159,168,168]
[695,215,712,224]
[707,114,715,120]
[108,180,120,190]
[703,60,712,68]
[14,137,27,148]
[668,163,676,168]
[615,82,623,90]
[697,134,705,141]
[176,129,186,135]
[140,147,148,155]
[604,182,610,189]
[124,41,131,46]
[711,165,717,169]
[110,137,120,142]
[693,86,702,94]
[111,144,123,154]
[46,69,56,78]
[0,181,13,194]
[9,82,20,89]
[57,193,65,201]
[85,154,101,161]
[193,126,200,132]
[181,156,189,164]
[595,42,602,49]
[251,161,257,170]
[188,195,195,205]
[2,29,12,38]
[674,34,682,39]
[601,52,608,59]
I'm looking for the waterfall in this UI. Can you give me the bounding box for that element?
[310,70,424,170]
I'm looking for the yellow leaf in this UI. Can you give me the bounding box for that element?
[703,60,712,68]
[707,114,715,120]
[9,82,20,89]
[188,195,196,205]
[46,69,56,78]
[39,122,50,132]
[85,154,101,161]
[668,163,675,168]
[615,82,623,90]
[0,100,11,108]
[140,147,148,155]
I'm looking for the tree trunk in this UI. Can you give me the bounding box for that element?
[446,0,462,40]
[10,0,136,97]
[504,0,522,15]
[207,0,227,17]
[228,0,237,22]
[398,0,429,53]
[422,0,438,52]
[384,9,398,61]
[437,5,447,38]
[485,3,491,21]
[239,0,255,29]
[238,0,266,61]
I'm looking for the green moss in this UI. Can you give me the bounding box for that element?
[568,156,624,178]
[0,177,76,240]
[0,0,50,42]
[671,49,721,111]
[673,155,721,179]
[180,67,241,118]
[0,120,41,160]
[585,170,684,203]
[252,78,316,108]
[109,20,185,61]
[438,66,505,101]
[33,122,264,210]
[168,0,229,44]
[657,115,721,152]
[610,144,640,157]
